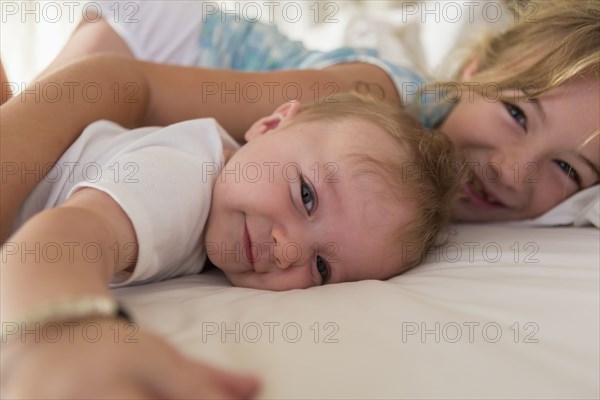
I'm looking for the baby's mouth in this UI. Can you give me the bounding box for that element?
[243,221,255,270]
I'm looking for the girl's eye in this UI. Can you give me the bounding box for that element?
[504,102,527,131]
[316,255,330,285]
[300,178,316,214]
[555,160,581,185]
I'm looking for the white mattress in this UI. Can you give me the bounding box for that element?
[115,223,600,399]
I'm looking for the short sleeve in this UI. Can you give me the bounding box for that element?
[67,119,226,286]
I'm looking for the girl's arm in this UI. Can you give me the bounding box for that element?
[37,15,401,140]
[137,61,401,140]
[0,55,149,243]
[38,6,401,129]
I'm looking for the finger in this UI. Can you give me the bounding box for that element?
[210,368,261,399]
[173,361,260,400]
[93,384,153,400]
[152,370,233,400]
[142,354,250,399]
[133,334,261,399]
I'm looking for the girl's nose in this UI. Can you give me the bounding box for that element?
[488,146,539,190]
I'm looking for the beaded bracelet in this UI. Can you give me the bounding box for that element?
[1,296,133,341]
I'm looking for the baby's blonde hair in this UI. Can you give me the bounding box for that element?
[461,0,599,99]
[285,93,464,275]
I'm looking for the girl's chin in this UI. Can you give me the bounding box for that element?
[452,202,511,223]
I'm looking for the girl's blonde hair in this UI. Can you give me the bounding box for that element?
[460,0,599,99]
[286,93,465,275]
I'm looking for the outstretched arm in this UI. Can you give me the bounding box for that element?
[1,187,259,399]
[1,56,260,394]
[2,187,136,324]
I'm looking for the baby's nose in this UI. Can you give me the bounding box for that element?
[272,240,310,270]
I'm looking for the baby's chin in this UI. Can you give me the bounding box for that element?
[204,255,247,287]
[221,271,262,290]
[219,270,313,291]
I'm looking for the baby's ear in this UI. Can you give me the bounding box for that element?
[244,101,302,142]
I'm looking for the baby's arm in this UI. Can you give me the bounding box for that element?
[2,188,135,319]
[1,188,258,399]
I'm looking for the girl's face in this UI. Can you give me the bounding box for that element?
[441,76,599,222]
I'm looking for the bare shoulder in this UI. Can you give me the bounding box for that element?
[38,14,133,78]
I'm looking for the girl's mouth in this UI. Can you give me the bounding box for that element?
[461,177,506,209]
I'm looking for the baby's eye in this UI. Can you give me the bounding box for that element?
[555,160,581,186]
[503,102,527,131]
[300,178,316,215]
[316,255,330,285]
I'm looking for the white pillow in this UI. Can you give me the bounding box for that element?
[512,185,600,228]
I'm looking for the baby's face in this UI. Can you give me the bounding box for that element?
[204,117,415,290]
[442,76,600,222]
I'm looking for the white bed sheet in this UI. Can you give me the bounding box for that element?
[115,223,599,399]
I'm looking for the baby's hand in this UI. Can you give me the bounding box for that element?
[1,317,260,399]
